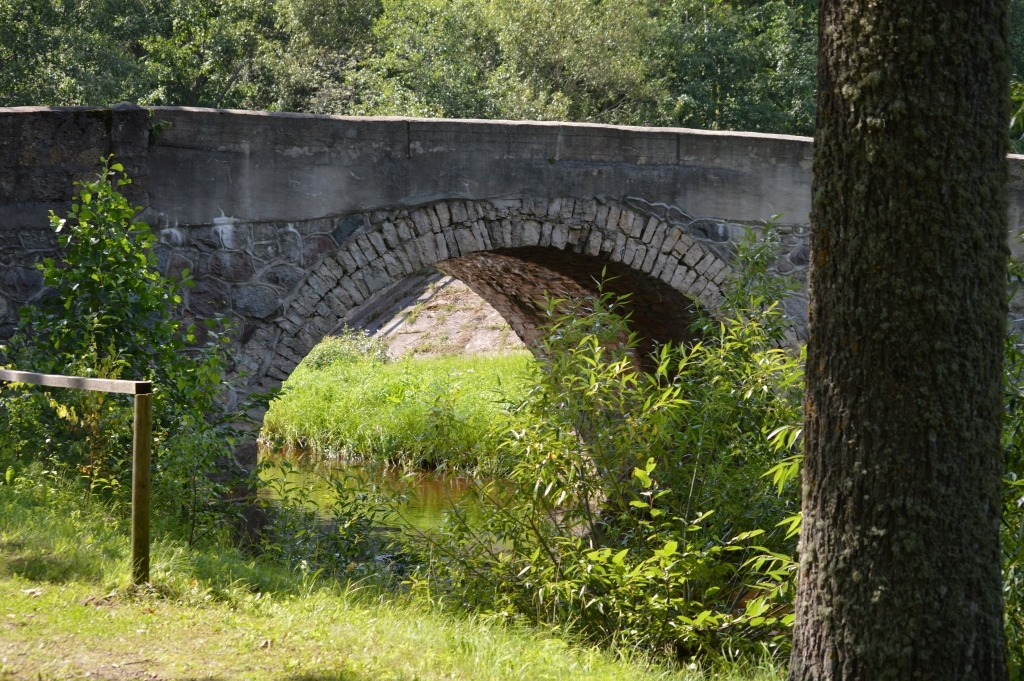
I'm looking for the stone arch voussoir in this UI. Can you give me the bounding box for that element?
[213,196,807,405]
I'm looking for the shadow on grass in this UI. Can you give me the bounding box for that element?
[0,538,108,583]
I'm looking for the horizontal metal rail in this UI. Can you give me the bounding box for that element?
[0,368,153,585]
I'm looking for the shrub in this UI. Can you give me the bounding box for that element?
[407,225,803,661]
[0,159,251,543]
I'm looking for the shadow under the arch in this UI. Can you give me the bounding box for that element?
[437,246,703,364]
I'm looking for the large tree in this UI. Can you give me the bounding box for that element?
[791,1,1011,678]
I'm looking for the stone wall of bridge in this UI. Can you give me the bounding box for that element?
[2,104,1023,405]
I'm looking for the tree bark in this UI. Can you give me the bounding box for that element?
[791,1,1011,679]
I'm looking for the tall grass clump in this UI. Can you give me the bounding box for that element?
[261,334,533,471]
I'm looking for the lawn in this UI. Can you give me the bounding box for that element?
[0,474,785,681]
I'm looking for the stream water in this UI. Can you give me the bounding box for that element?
[259,446,480,529]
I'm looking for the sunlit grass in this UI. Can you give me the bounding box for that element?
[0,473,785,681]
[262,351,535,471]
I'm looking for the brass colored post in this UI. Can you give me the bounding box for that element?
[131,391,153,585]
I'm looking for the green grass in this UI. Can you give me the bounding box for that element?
[0,474,784,681]
[262,351,535,470]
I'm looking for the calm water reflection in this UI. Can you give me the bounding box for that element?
[259,446,479,529]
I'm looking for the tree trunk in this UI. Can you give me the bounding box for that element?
[790,1,1011,679]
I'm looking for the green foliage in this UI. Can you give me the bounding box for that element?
[0,0,821,135]
[0,161,246,543]
[300,327,389,369]
[660,0,817,134]
[262,345,532,470]
[405,226,802,661]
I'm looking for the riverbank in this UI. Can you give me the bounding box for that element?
[0,473,783,681]
[261,342,534,470]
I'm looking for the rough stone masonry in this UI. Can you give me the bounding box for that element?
[3,104,1024,408]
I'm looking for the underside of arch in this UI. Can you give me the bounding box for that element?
[437,247,702,359]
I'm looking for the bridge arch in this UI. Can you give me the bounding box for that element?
[197,195,743,403]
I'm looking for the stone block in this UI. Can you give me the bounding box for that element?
[215,222,252,251]
[1,267,43,301]
[188,226,220,250]
[350,271,371,299]
[165,253,194,280]
[683,245,703,268]
[396,219,414,242]
[306,271,333,297]
[233,285,279,319]
[302,234,337,268]
[622,239,638,266]
[641,246,658,272]
[501,220,513,248]
[540,222,553,247]
[434,232,449,261]
[586,229,602,256]
[641,217,659,243]
[411,209,432,236]
[279,229,302,263]
[559,198,574,220]
[394,247,413,274]
[159,227,186,247]
[704,258,726,283]
[630,243,647,269]
[606,205,621,233]
[523,220,541,246]
[546,197,562,218]
[321,254,346,281]
[454,228,479,254]
[789,243,809,267]
[485,221,502,249]
[653,254,671,281]
[551,224,569,250]
[339,276,365,304]
[364,261,390,292]
[324,287,352,313]
[473,221,492,250]
[347,242,368,268]
[661,226,682,254]
[435,201,451,227]
[368,231,388,257]
[449,200,468,223]
[427,207,441,232]
[188,278,230,316]
[382,222,400,248]
[417,234,438,264]
[595,204,610,229]
[335,248,358,274]
[383,252,403,278]
[687,220,729,242]
[355,235,377,263]
[511,219,524,247]
[403,241,423,270]
[442,227,459,256]
[694,253,715,275]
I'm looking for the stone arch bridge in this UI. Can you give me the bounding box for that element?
[4,104,1024,408]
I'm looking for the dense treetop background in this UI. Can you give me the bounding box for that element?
[1,0,1023,137]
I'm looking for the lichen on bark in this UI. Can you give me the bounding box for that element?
[790,0,1012,679]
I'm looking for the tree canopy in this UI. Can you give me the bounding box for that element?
[1,0,818,134]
